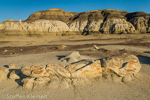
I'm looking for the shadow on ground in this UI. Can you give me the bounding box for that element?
[137,55,150,64]
[143,51,150,54]
[57,56,66,60]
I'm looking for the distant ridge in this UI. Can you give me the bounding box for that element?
[0,8,150,35]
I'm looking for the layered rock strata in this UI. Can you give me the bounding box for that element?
[26,8,75,23]
[3,20,69,32]
[0,8,150,35]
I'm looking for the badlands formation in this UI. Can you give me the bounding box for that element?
[0,8,150,35]
[0,8,150,100]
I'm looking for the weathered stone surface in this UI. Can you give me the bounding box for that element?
[46,64,71,78]
[55,65,71,78]
[85,20,103,32]
[74,60,102,78]
[22,78,35,89]
[21,65,45,76]
[20,52,142,89]
[68,9,128,34]
[102,19,136,34]
[126,11,150,33]
[68,20,103,33]
[66,60,102,78]
[125,11,150,21]
[9,70,20,80]
[21,60,102,78]
[129,17,150,33]
[4,20,69,33]
[4,22,23,31]
[0,68,7,82]
[68,10,104,33]
[101,53,141,77]
[21,64,70,78]
[30,68,49,78]
[46,64,57,76]
[68,20,88,32]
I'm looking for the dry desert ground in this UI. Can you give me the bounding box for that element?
[0,33,150,100]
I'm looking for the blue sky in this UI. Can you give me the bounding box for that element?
[0,0,150,22]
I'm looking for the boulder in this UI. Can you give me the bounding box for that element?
[101,53,141,77]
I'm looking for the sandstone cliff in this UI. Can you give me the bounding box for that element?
[0,8,150,35]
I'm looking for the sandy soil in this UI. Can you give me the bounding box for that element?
[0,34,150,100]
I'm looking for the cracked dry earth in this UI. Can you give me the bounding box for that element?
[0,34,150,100]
